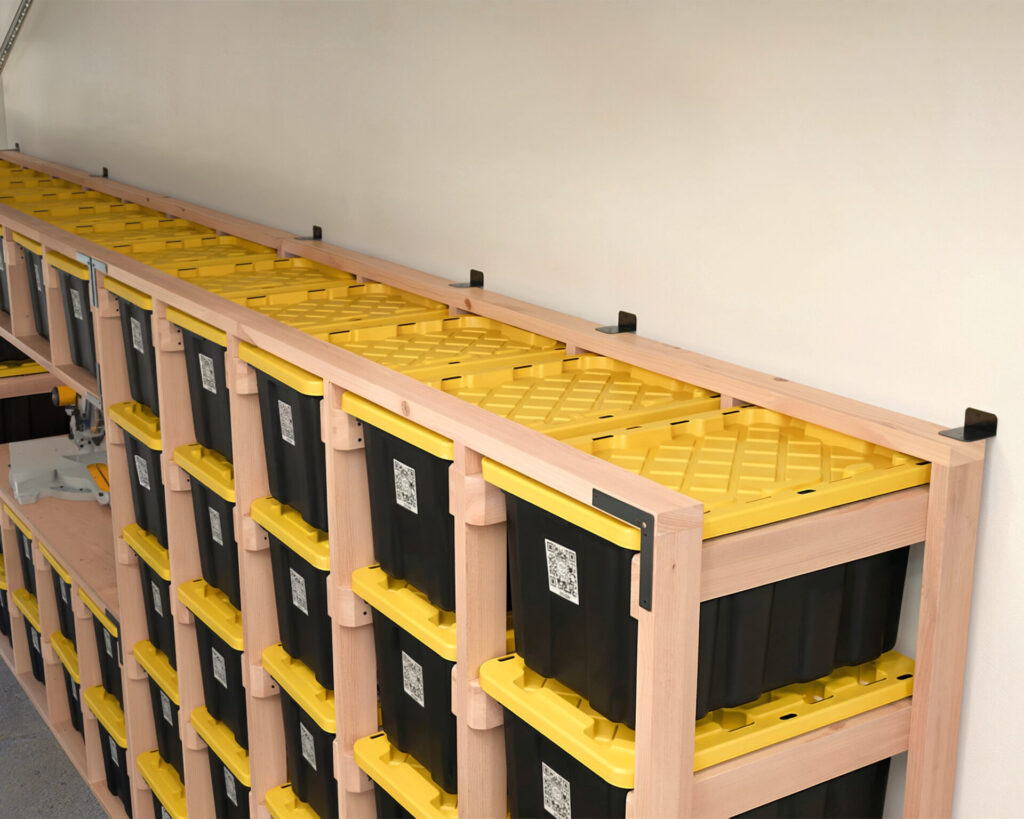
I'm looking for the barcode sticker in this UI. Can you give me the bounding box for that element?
[160,690,173,725]
[542,762,572,819]
[130,316,145,353]
[134,454,151,490]
[224,766,238,805]
[70,287,84,321]
[30,629,39,652]
[290,567,309,616]
[60,580,68,603]
[71,683,78,700]
[104,629,114,657]
[300,722,317,770]
[545,539,580,605]
[211,646,228,688]
[278,400,295,445]
[401,651,425,707]
[209,506,223,546]
[199,352,217,394]
[161,806,171,819]
[151,580,163,616]
[34,267,43,292]
[393,459,418,514]
[109,736,119,765]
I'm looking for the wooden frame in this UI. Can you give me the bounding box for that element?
[0,150,988,818]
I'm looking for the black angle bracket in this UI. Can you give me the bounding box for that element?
[450,269,484,289]
[592,490,655,611]
[101,166,108,178]
[597,310,637,334]
[297,225,323,241]
[939,407,998,442]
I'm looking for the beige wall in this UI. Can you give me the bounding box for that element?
[4,2,1021,815]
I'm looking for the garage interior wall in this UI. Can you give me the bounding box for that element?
[2,2,1021,816]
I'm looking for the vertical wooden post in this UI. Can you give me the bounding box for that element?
[35,556,70,725]
[41,254,72,369]
[3,228,38,340]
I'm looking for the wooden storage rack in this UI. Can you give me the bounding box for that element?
[0,149,988,819]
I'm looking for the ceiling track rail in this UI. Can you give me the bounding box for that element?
[0,0,34,74]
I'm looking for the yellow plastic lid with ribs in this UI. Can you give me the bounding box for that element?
[37,542,71,583]
[196,257,355,303]
[29,201,152,224]
[563,405,932,540]
[165,307,227,347]
[177,579,243,651]
[134,640,179,704]
[265,784,320,819]
[1,187,112,206]
[123,524,171,581]
[105,276,154,311]
[51,631,80,683]
[12,588,41,632]
[0,359,46,377]
[238,342,323,397]
[44,251,90,282]
[124,235,276,278]
[262,644,335,734]
[173,444,235,503]
[93,221,217,253]
[11,232,43,255]
[354,733,458,819]
[109,401,162,451]
[0,559,7,590]
[4,502,32,539]
[137,750,187,819]
[83,685,127,747]
[250,497,328,571]
[190,706,251,786]
[342,393,454,461]
[46,209,174,234]
[78,587,118,637]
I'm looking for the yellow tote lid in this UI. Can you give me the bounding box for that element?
[0,359,46,378]
[4,503,32,539]
[173,444,235,503]
[353,733,458,819]
[122,524,170,581]
[51,631,80,683]
[250,497,327,571]
[341,394,454,461]
[262,644,335,734]
[133,640,179,704]
[0,559,6,590]
[11,232,42,255]
[109,401,162,451]
[137,750,187,819]
[238,342,323,397]
[177,579,243,650]
[78,587,118,637]
[105,276,153,311]
[12,588,41,632]
[265,784,320,819]
[44,251,90,281]
[166,306,228,347]
[190,706,251,786]
[83,684,127,747]
[37,542,71,584]
[481,458,641,551]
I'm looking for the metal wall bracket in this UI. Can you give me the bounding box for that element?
[592,490,654,611]
[101,167,108,178]
[450,269,484,289]
[940,408,998,442]
[597,310,637,334]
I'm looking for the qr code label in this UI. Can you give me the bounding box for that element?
[393,459,418,514]
[290,567,309,615]
[60,580,68,602]
[161,805,171,819]
[300,722,317,770]
[160,690,173,725]
[34,267,43,292]
[23,538,30,558]
[198,352,218,394]
[278,400,296,445]
[71,683,78,700]
[223,767,238,805]
[401,651,425,707]
[208,506,223,546]
[134,454,151,490]
[545,539,580,605]
[109,736,119,765]
[104,629,114,657]
[542,762,572,819]
[151,580,163,616]
[70,287,84,321]
[30,629,39,652]
[211,646,228,688]
[130,316,145,353]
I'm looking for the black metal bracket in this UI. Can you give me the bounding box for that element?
[296,225,323,241]
[106,609,123,664]
[450,269,484,289]
[939,408,998,442]
[101,166,108,178]
[592,490,654,611]
[597,310,637,334]
[13,142,19,151]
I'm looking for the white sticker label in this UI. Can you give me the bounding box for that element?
[300,721,317,771]
[199,352,217,394]
[134,454,151,490]
[109,736,119,765]
[542,762,571,819]
[211,646,228,688]
[401,651,425,707]
[151,580,163,616]
[545,539,580,605]
[71,683,78,700]
[209,506,223,546]
[30,629,39,652]
[34,267,44,292]
[130,315,145,353]
[70,287,85,321]
[60,580,68,603]
[23,538,30,558]
[278,400,295,445]
[161,806,171,819]
[160,689,173,725]
[393,459,418,514]
[290,567,309,616]
[224,766,238,805]
[104,629,114,657]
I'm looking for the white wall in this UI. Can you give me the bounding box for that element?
[4,2,1021,815]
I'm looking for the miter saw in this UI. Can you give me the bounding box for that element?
[8,386,110,505]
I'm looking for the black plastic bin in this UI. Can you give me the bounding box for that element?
[353,733,457,819]
[84,685,133,817]
[178,579,247,749]
[50,251,98,376]
[80,587,123,705]
[168,307,232,461]
[192,704,252,819]
[107,276,160,415]
[7,504,36,596]
[135,639,183,779]
[174,444,240,609]
[239,343,327,531]
[39,543,76,647]
[263,644,339,819]
[14,233,48,339]
[0,237,9,313]
[110,401,167,548]
[254,497,331,689]
[0,381,69,443]
[736,758,891,818]
[343,394,455,612]
[12,588,44,683]
[51,631,84,735]
[124,524,176,666]
[0,574,10,645]
[137,749,187,819]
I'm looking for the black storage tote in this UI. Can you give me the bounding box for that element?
[13,232,48,338]
[84,685,133,817]
[353,733,457,819]
[134,639,183,779]
[79,587,123,705]
[0,569,10,645]
[12,588,44,683]
[49,251,98,376]
[137,749,187,819]
[123,523,176,666]
[39,542,76,647]
[6,503,36,596]
[191,704,252,819]
[106,276,160,415]
[51,630,84,735]
[110,401,168,548]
